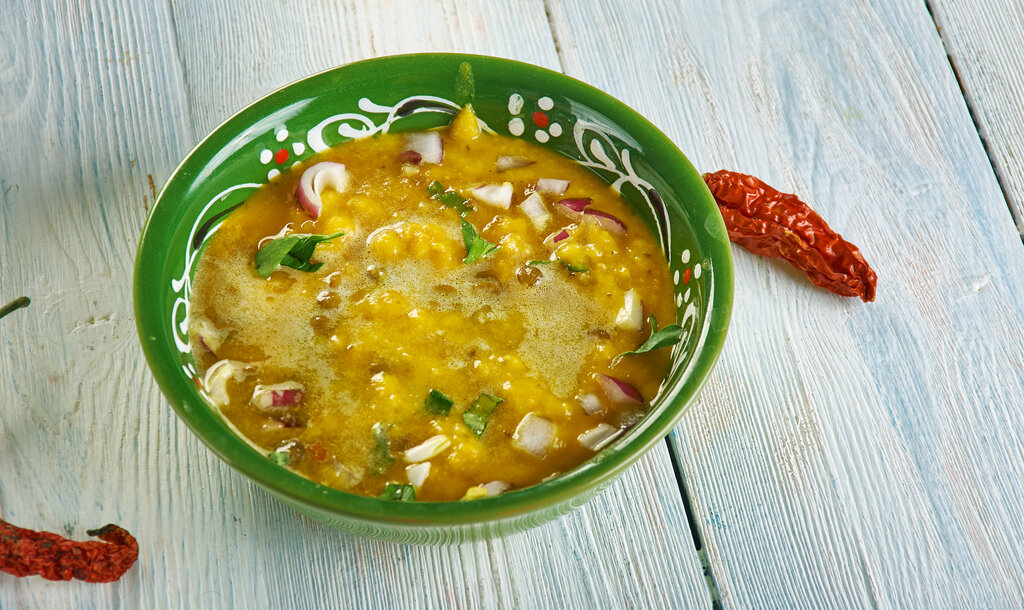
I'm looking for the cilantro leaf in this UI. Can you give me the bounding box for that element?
[610,315,684,368]
[369,422,396,475]
[427,181,472,215]
[463,393,503,436]
[379,483,416,502]
[461,219,500,264]
[268,449,291,466]
[254,231,345,278]
[558,259,589,273]
[425,389,454,416]
[527,259,553,266]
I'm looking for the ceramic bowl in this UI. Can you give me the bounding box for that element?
[134,53,732,544]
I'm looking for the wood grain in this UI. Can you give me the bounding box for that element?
[547,0,1024,607]
[0,1,709,608]
[928,0,1024,236]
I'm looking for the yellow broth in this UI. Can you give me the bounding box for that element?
[188,111,676,501]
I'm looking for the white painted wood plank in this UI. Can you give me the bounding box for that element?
[928,0,1024,235]
[549,0,1024,607]
[0,1,708,608]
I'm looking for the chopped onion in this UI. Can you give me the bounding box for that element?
[496,155,534,171]
[520,192,551,230]
[398,150,422,165]
[598,374,644,405]
[552,229,570,243]
[404,434,451,463]
[296,162,349,220]
[403,131,443,165]
[615,289,643,331]
[202,359,248,407]
[578,423,623,451]
[190,315,229,353]
[482,480,511,496]
[579,393,604,415]
[512,413,556,457]
[536,178,570,195]
[470,182,513,208]
[583,209,627,234]
[556,198,591,214]
[257,222,294,250]
[406,462,431,488]
[251,382,305,411]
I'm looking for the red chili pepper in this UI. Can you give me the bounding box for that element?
[704,170,877,302]
[0,519,138,583]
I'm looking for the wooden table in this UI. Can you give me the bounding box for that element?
[3,1,1023,607]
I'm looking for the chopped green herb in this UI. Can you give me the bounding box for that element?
[425,389,455,416]
[369,422,396,475]
[527,259,553,266]
[610,315,684,368]
[461,219,501,264]
[558,258,589,273]
[463,393,504,436]
[254,231,345,278]
[379,483,416,502]
[455,61,475,106]
[427,181,472,215]
[268,449,291,466]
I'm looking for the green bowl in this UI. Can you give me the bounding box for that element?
[134,53,732,544]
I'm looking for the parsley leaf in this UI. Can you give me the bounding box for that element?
[379,483,416,502]
[427,181,472,215]
[461,219,500,264]
[425,389,455,416]
[463,393,503,436]
[369,422,396,475]
[254,231,345,278]
[610,315,684,368]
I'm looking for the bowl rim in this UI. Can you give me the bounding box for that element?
[134,52,733,528]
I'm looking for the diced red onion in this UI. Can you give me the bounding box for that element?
[296,162,349,220]
[556,198,591,214]
[482,480,511,496]
[470,182,513,209]
[398,150,422,165]
[536,178,570,195]
[579,393,604,415]
[202,359,248,407]
[583,209,627,234]
[615,289,643,331]
[191,315,229,353]
[406,462,431,488]
[598,374,644,405]
[578,423,623,451]
[404,434,451,463]
[552,229,570,243]
[512,413,556,457]
[520,192,551,230]
[252,382,305,411]
[496,155,534,171]
[403,131,443,165]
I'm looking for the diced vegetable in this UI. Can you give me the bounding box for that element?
[536,178,570,195]
[470,182,513,209]
[556,198,591,214]
[191,315,229,353]
[254,231,345,278]
[379,483,416,502]
[403,434,451,463]
[398,150,422,165]
[610,315,684,367]
[427,181,472,215]
[482,480,511,496]
[462,486,489,501]
[296,162,349,219]
[578,423,622,451]
[578,393,604,415]
[552,229,569,243]
[615,289,643,331]
[268,440,303,466]
[268,449,291,466]
[369,423,396,475]
[527,259,553,266]
[583,209,627,234]
[496,155,534,171]
[406,462,430,488]
[403,131,443,165]
[424,389,454,416]
[558,259,589,273]
[519,192,551,230]
[461,219,501,264]
[202,359,248,406]
[251,382,305,411]
[598,374,644,405]
[463,393,504,436]
[512,413,556,457]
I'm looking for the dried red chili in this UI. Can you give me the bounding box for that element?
[0,519,138,583]
[704,170,877,302]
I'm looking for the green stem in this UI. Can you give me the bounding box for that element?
[0,296,30,321]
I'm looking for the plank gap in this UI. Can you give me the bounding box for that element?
[923,0,1024,241]
[665,434,723,609]
[541,0,567,71]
